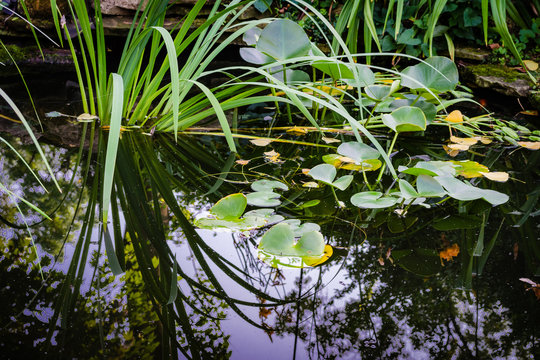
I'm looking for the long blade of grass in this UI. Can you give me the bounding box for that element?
[424,0,448,56]
[151,27,180,140]
[101,73,124,225]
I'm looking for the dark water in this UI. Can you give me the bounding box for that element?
[0,81,539,359]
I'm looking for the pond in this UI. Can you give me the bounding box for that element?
[1,90,539,359]
[1,2,539,358]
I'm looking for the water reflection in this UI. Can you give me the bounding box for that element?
[0,128,538,359]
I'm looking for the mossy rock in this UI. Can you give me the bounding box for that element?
[461,64,536,98]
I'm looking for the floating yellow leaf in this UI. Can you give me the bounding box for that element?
[518,141,540,150]
[264,150,282,163]
[443,145,460,157]
[479,136,492,144]
[322,136,341,144]
[236,159,250,166]
[445,110,463,123]
[250,138,273,146]
[301,168,310,175]
[481,171,509,182]
[447,143,470,151]
[450,136,478,146]
[304,245,333,267]
[523,59,539,71]
[302,181,319,188]
[519,110,538,116]
[452,160,489,178]
[286,126,308,136]
[439,243,460,264]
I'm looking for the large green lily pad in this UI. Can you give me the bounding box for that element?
[256,19,311,60]
[400,56,459,93]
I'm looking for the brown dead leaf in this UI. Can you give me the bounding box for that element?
[264,150,282,163]
[250,138,273,146]
[518,141,540,150]
[302,181,319,188]
[301,168,310,175]
[519,110,539,116]
[481,171,509,182]
[450,136,478,146]
[378,257,385,266]
[322,136,341,144]
[447,143,470,151]
[443,145,460,157]
[236,159,250,166]
[523,60,539,71]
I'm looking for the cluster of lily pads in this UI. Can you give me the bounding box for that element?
[195,180,332,269]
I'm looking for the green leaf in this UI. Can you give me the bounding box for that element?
[256,19,311,60]
[332,175,353,191]
[251,179,289,192]
[350,191,400,209]
[312,60,355,80]
[253,0,273,13]
[259,223,325,257]
[397,28,421,45]
[382,106,427,133]
[308,164,337,184]
[239,47,274,64]
[401,56,459,92]
[378,98,437,124]
[434,176,509,205]
[365,85,392,101]
[102,73,124,225]
[416,175,446,197]
[246,191,281,207]
[243,26,262,45]
[210,193,247,219]
[399,179,419,199]
[338,142,381,162]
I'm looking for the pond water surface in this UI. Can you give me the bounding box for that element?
[0,78,539,359]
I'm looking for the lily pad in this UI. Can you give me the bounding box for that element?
[251,179,289,192]
[451,160,489,178]
[382,106,427,133]
[434,176,509,205]
[258,222,325,257]
[239,47,274,65]
[337,142,381,162]
[378,98,437,124]
[400,56,459,92]
[350,191,400,209]
[210,193,247,219]
[322,154,382,171]
[246,191,281,207]
[257,244,333,269]
[257,19,311,60]
[195,194,280,231]
[242,26,262,45]
[365,85,392,101]
[308,164,354,191]
[312,60,355,80]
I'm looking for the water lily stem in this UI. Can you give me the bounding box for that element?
[375,132,399,185]
[410,93,422,106]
